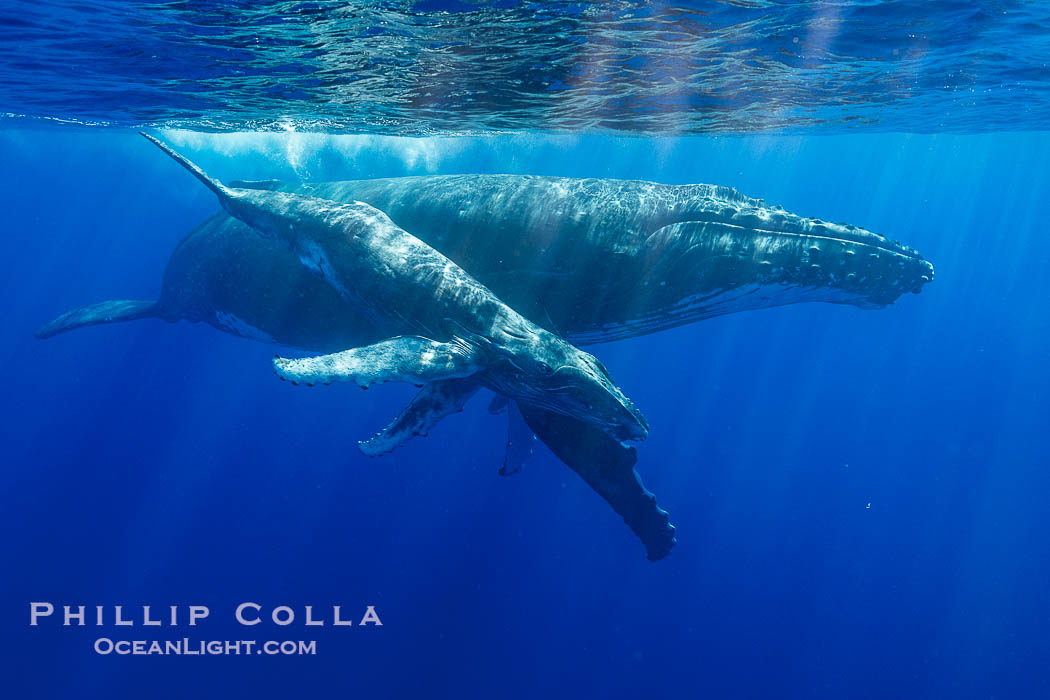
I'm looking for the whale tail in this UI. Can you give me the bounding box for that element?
[139,132,231,200]
[35,299,161,339]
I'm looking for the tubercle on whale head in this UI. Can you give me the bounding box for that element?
[739,208,936,304]
[785,231,935,306]
[636,209,934,312]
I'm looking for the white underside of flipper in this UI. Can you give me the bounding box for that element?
[273,335,480,388]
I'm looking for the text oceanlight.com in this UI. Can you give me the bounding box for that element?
[29,602,383,656]
[94,638,318,656]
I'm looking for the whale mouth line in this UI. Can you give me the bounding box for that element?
[671,216,928,262]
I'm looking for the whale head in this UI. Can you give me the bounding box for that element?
[623,189,934,333]
[481,324,648,443]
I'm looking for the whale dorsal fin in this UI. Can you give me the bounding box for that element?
[273,336,482,389]
[140,132,231,199]
[358,378,480,456]
[228,179,288,191]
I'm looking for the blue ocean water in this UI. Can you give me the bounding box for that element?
[2,3,1050,700]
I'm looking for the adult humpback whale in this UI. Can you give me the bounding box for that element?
[232,174,935,344]
[38,174,934,348]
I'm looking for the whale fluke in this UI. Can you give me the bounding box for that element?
[35,299,160,339]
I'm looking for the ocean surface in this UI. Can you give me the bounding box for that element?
[4,0,1050,134]
[2,3,1050,700]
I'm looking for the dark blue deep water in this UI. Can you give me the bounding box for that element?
[3,3,1050,700]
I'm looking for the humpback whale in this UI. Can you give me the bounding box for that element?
[230,174,935,345]
[132,134,676,561]
[39,173,934,349]
[138,133,647,444]
[38,147,935,562]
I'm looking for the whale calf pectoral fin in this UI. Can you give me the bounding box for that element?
[35,299,160,339]
[499,401,537,476]
[517,403,677,562]
[359,378,480,457]
[273,336,481,389]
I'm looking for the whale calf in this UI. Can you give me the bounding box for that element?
[138,133,647,444]
[135,134,676,561]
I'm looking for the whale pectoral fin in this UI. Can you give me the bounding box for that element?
[499,401,537,476]
[517,403,676,562]
[358,378,480,457]
[273,336,481,388]
[638,222,739,291]
[35,299,160,339]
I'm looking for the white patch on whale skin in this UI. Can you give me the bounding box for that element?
[296,240,349,298]
[296,239,325,275]
[214,310,278,344]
